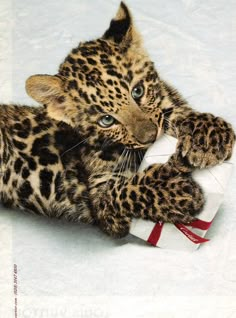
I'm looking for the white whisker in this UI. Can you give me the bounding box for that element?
[164,118,179,138]
[61,137,89,157]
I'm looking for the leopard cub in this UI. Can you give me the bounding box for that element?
[0,3,234,238]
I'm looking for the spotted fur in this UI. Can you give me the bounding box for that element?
[0,3,234,238]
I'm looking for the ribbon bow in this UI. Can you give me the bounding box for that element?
[147,219,213,246]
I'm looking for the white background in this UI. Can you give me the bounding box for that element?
[0,0,235,317]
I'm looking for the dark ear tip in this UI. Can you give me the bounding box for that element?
[103,1,132,44]
[120,1,128,10]
[120,2,130,18]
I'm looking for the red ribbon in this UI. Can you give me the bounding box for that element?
[175,223,209,244]
[188,219,212,230]
[147,221,164,245]
[147,219,213,246]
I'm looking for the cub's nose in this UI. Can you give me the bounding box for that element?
[136,122,157,145]
[139,130,157,144]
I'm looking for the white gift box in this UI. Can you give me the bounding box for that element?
[130,134,235,251]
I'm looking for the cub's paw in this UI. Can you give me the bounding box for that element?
[145,169,205,224]
[177,113,235,168]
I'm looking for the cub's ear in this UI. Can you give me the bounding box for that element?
[26,75,73,124]
[103,2,142,48]
[25,75,64,104]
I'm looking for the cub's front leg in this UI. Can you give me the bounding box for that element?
[89,156,204,238]
[165,105,235,168]
[176,112,235,168]
[161,83,235,168]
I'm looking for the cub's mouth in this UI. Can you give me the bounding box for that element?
[126,143,154,150]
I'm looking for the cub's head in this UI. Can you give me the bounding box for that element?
[26,2,164,149]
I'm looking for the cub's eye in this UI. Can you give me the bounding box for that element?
[98,115,115,128]
[131,84,144,100]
